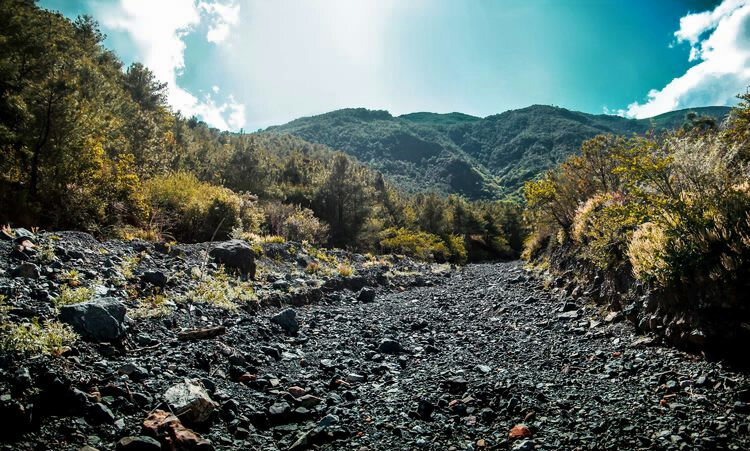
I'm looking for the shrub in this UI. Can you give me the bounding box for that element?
[337,262,354,277]
[53,286,94,307]
[281,206,329,244]
[0,298,78,357]
[305,262,321,274]
[378,227,455,262]
[525,96,750,294]
[184,268,255,311]
[444,234,468,264]
[129,293,174,319]
[145,172,261,242]
[628,222,670,284]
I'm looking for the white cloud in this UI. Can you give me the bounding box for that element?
[619,0,750,119]
[97,0,244,130]
[199,1,240,43]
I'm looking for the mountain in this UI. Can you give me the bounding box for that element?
[265,105,731,200]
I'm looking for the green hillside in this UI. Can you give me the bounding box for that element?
[267,105,731,199]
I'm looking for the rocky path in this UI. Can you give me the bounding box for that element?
[267,262,749,450]
[3,248,749,450]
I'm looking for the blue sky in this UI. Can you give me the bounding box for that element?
[40,0,749,131]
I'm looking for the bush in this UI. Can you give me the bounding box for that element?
[627,222,670,284]
[281,206,329,244]
[0,296,78,357]
[337,262,354,277]
[524,96,750,293]
[53,286,94,307]
[184,267,255,311]
[145,172,261,242]
[378,227,463,262]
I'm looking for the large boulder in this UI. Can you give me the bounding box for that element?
[58,297,127,341]
[163,379,217,425]
[208,240,256,279]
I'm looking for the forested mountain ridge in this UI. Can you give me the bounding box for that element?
[267,105,731,199]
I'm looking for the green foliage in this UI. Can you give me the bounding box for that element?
[525,96,750,290]
[0,296,77,357]
[145,172,256,242]
[270,105,730,200]
[129,293,174,319]
[378,227,462,263]
[184,267,255,311]
[53,286,94,307]
[0,318,78,357]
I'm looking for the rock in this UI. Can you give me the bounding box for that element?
[416,399,434,420]
[209,240,256,279]
[476,364,491,374]
[347,373,366,383]
[87,403,115,424]
[288,386,306,398]
[268,401,291,416]
[410,319,429,331]
[298,394,323,408]
[509,424,532,439]
[141,271,167,288]
[59,297,127,341]
[288,414,340,450]
[557,310,580,320]
[445,376,468,394]
[512,440,535,451]
[118,363,149,381]
[0,398,32,438]
[116,436,162,451]
[163,380,217,426]
[13,228,34,240]
[142,410,212,450]
[261,346,281,360]
[357,287,376,303]
[559,301,577,312]
[272,280,290,291]
[604,311,623,323]
[270,308,299,335]
[378,338,402,354]
[10,262,40,279]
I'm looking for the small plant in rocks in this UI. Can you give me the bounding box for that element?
[183,267,256,311]
[0,297,78,357]
[129,293,175,319]
[53,286,94,307]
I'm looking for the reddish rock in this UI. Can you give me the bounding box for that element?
[288,386,306,397]
[509,424,532,439]
[143,409,213,450]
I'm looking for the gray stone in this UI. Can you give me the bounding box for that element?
[271,308,299,335]
[59,297,127,341]
[87,403,115,424]
[378,338,402,354]
[209,240,256,279]
[141,271,167,288]
[357,287,376,303]
[512,440,535,451]
[11,262,39,279]
[116,436,162,451]
[163,379,217,425]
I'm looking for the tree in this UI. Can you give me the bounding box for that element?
[314,154,374,246]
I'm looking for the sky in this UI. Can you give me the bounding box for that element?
[39,0,749,131]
